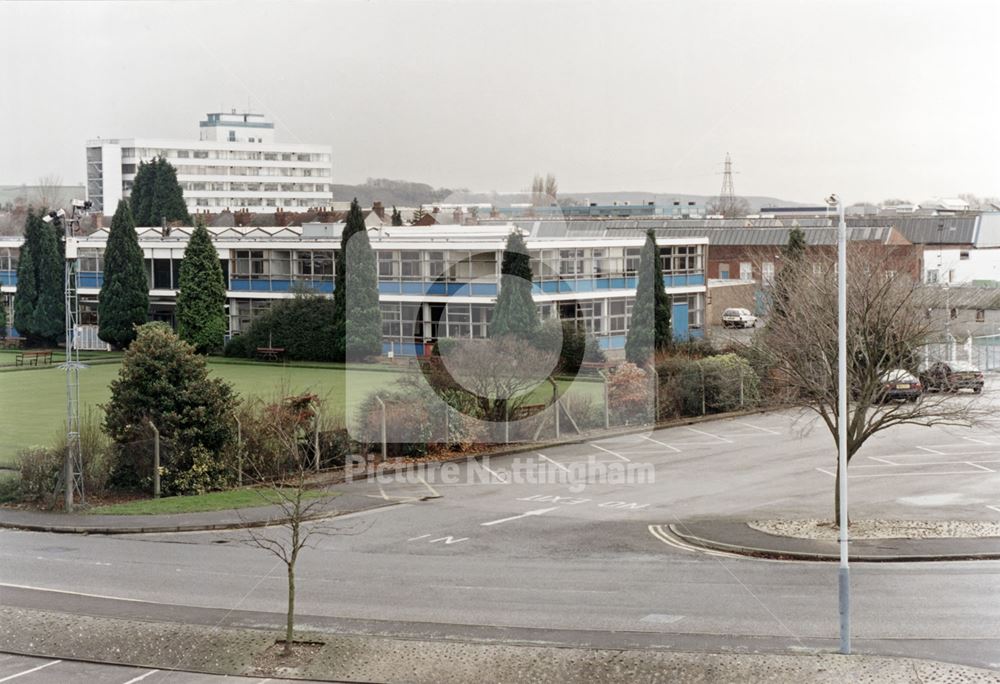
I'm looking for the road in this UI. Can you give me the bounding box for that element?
[2,384,1000,671]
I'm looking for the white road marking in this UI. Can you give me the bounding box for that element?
[845,469,988,479]
[0,660,62,682]
[537,453,571,472]
[916,445,946,455]
[639,435,681,452]
[122,671,159,684]
[592,443,630,462]
[987,505,1000,514]
[479,463,508,482]
[737,421,780,435]
[429,536,468,544]
[407,534,431,541]
[481,507,558,526]
[685,426,732,443]
[963,436,992,445]
[647,524,733,558]
[815,468,836,478]
[967,462,996,472]
[867,456,898,465]
[417,475,441,499]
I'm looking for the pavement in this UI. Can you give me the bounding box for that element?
[670,519,1000,561]
[2,606,999,683]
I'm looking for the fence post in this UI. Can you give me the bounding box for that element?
[600,370,610,430]
[698,360,706,415]
[651,367,659,424]
[148,419,160,499]
[551,379,561,439]
[739,363,745,407]
[314,407,321,472]
[444,404,450,449]
[504,401,510,444]
[234,415,243,487]
[375,395,387,465]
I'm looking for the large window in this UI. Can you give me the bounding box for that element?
[400,251,421,280]
[378,251,398,279]
[0,248,17,272]
[230,299,271,334]
[233,250,266,279]
[296,250,334,278]
[78,248,104,273]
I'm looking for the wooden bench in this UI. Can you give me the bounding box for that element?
[255,346,285,361]
[15,350,53,366]
[1,336,25,349]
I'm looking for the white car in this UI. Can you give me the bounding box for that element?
[722,308,758,329]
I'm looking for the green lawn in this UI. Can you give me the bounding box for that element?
[0,356,603,469]
[86,487,330,515]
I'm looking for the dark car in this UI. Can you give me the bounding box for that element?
[919,361,984,394]
[877,369,922,403]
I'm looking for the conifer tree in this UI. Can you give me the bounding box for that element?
[17,208,66,345]
[12,240,36,339]
[391,206,403,227]
[152,158,192,225]
[490,231,539,338]
[333,199,380,360]
[176,221,227,353]
[98,199,149,348]
[626,230,671,365]
[130,160,155,226]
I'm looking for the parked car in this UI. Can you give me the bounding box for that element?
[877,369,922,403]
[919,361,984,393]
[722,308,758,329]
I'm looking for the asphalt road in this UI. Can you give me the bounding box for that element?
[2,382,1000,671]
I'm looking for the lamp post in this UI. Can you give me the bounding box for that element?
[827,193,851,654]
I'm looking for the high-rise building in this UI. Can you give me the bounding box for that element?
[85,111,333,219]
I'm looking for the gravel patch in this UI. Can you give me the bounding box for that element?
[749,519,1000,541]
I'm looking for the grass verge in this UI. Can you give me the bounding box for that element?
[86,487,331,515]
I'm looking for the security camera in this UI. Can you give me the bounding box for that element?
[826,194,840,207]
[72,199,86,209]
[42,213,53,224]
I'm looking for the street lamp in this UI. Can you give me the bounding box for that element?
[826,193,851,655]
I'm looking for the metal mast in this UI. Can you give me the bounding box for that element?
[58,202,91,512]
[719,152,737,216]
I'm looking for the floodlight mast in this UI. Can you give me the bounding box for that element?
[58,200,93,512]
[827,193,850,654]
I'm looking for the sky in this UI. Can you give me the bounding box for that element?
[1,0,998,204]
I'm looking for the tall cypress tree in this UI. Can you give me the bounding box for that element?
[25,209,65,345]
[626,231,671,365]
[152,158,191,225]
[176,221,227,353]
[489,231,539,338]
[130,160,154,226]
[343,222,381,361]
[0,295,7,337]
[333,198,369,361]
[12,235,36,340]
[98,199,149,348]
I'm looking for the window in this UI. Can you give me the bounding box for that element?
[471,304,492,338]
[960,251,970,260]
[378,252,398,279]
[762,261,775,286]
[270,250,291,277]
[976,309,986,323]
[397,251,420,280]
[625,248,641,276]
[592,249,607,278]
[609,298,629,334]
[926,269,939,284]
[78,248,104,273]
[740,262,752,280]
[228,131,236,142]
[446,303,471,338]
[427,251,446,280]
[559,249,585,277]
[381,303,401,338]
[950,308,958,320]
[719,263,730,279]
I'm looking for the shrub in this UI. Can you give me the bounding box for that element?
[223,334,249,358]
[242,293,338,362]
[607,362,652,424]
[104,323,238,494]
[17,447,62,505]
[656,353,760,418]
[562,392,604,431]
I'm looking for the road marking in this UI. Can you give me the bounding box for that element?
[640,613,685,624]
[967,462,996,472]
[867,456,898,465]
[417,475,442,499]
[916,445,946,455]
[537,453,571,472]
[479,463,508,482]
[845,469,988,479]
[122,671,159,684]
[647,525,732,558]
[429,536,468,544]
[987,505,1000,514]
[481,507,558,526]
[592,443,630,462]
[685,426,732,443]
[0,660,62,682]
[407,534,431,541]
[963,436,992,445]
[737,421,780,435]
[639,435,681,452]
[815,468,836,478]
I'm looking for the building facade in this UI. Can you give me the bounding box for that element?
[86,111,333,217]
[0,224,708,353]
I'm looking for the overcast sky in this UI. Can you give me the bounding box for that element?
[2,0,997,203]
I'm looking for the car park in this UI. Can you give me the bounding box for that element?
[722,308,758,329]
[919,361,984,394]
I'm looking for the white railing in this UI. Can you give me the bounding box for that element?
[73,325,110,352]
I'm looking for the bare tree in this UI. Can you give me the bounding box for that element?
[241,394,348,656]
[33,174,66,210]
[438,335,560,424]
[706,195,750,218]
[544,173,558,201]
[755,247,983,524]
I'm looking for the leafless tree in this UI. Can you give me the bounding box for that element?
[438,335,560,424]
[33,174,66,210]
[240,394,353,656]
[706,195,751,218]
[544,173,558,201]
[754,247,984,524]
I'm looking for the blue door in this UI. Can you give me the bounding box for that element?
[672,302,689,341]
